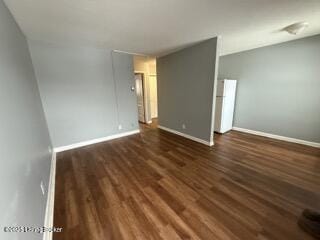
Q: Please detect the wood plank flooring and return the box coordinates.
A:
[53,122,320,240]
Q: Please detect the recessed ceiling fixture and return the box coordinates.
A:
[284,22,309,35]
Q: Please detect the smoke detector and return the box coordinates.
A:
[284,22,309,35]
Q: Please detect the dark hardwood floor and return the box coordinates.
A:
[54,121,320,240]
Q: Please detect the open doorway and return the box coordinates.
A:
[133,56,158,126]
[135,73,146,123]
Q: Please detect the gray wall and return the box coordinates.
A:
[157,38,219,144]
[112,52,139,131]
[219,34,320,143]
[28,41,139,148]
[0,1,52,239]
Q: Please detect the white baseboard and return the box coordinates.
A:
[158,125,213,146]
[54,129,140,152]
[232,127,320,148]
[43,151,56,240]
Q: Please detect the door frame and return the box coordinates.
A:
[134,72,146,123]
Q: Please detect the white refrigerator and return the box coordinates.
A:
[214,79,237,133]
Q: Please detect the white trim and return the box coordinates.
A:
[113,49,148,57]
[54,130,140,152]
[209,35,222,144]
[147,120,153,124]
[232,127,320,148]
[43,152,56,240]
[158,125,213,146]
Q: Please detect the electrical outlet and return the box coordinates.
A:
[40,181,46,196]
[118,124,122,130]
[182,124,186,129]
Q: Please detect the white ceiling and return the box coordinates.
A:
[4,0,320,56]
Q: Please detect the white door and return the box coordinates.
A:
[135,73,145,122]
[149,75,158,118]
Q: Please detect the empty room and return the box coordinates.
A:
[1,0,320,240]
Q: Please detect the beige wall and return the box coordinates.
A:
[133,56,157,123]
[148,59,157,75]
[133,55,147,72]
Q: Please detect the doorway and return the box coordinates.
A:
[135,73,146,123]
[133,56,157,125]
